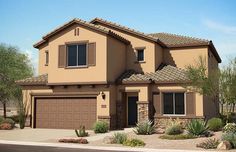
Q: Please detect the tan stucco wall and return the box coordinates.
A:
[22,89,53,116]
[107,36,127,82]
[155,44,163,70]
[38,43,49,75]
[164,47,208,70]
[152,85,204,117]
[94,23,161,73]
[42,24,108,83]
[117,85,149,102]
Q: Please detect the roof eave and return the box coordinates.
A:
[208,41,222,63]
[34,18,130,49]
[90,18,166,47]
[120,80,151,84]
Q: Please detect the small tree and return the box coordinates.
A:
[184,56,220,115]
[0,43,33,118]
[185,56,236,118]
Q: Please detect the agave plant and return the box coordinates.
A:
[133,120,155,135]
[186,119,208,136]
[196,138,220,149]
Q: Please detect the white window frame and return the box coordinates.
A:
[162,92,186,116]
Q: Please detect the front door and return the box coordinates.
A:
[128,96,138,126]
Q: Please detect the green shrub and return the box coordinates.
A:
[123,138,145,147]
[207,118,223,131]
[196,138,219,149]
[7,116,19,123]
[186,119,208,136]
[133,120,155,135]
[0,116,3,123]
[159,134,196,140]
[221,133,236,148]
[113,133,127,144]
[1,118,15,128]
[223,123,236,133]
[75,126,88,137]
[165,124,183,135]
[93,121,109,133]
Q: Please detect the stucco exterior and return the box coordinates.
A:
[18,18,221,129]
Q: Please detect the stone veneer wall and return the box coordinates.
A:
[154,117,204,129]
[116,102,125,129]
[137,101,149,122]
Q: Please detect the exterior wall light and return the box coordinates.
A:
[101,92,106,100]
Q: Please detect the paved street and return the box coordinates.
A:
[0,144,130,152]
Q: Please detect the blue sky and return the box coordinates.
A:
[0,0,236,74]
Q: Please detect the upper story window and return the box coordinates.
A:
[45,50,49,66]
[137,49,144,61]
[163,92,185,115]
[67,44,87,67]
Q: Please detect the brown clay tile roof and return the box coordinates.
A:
[117,64,189,84]
[148,32,209,47]
[146,65,189,83]
[90,18,221,63]
[34,18,130,48]
[149,33,221,63]
[90,18,166,47]
[117,70,151,84]
[16,74,48,85]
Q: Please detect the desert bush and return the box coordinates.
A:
[123,138,145,147]
[207,118,223,131]
[196,138,219,149]
[113,133,127,144]
[165,124,183,135]
[223,123,236,133]
[93,121,109,133]
[0,123,13,130]
[0,116,3,123]
[1,118,15,128]
[221,133,236,148]
[7,116,19,123]
[75,126,88,137]
[159,134,196,140]
[133,120,155,135]
[186,119,208,136]
[58,138,88,144]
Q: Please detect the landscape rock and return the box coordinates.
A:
[155,128,165,134]
[0,123,12,130]
[217,141,232,150]
[58,138,88,144]
[103,136,115,144]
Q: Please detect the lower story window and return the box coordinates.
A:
[163,92,185,115]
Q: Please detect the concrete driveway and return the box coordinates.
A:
[0,127,132,142]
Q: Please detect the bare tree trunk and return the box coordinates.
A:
[221,103,224,114]
[3,102,6,118]
[233,103,235,113]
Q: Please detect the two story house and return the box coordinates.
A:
[17,18,221,129]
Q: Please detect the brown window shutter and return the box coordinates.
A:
[186,92,196,116]
[58,45,66,68]
[88,42,96,66]
[153,92,161,116]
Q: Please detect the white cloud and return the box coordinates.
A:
[203,19,236,35]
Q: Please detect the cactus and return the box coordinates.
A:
[75,126,88,137]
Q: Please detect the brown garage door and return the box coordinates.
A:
[35,97,97,129]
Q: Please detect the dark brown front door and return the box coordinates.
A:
[35,97,96,129]
[127,96,138,126]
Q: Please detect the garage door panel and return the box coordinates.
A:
[35,97,97,129]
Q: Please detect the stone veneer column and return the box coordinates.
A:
[137,101,149,122]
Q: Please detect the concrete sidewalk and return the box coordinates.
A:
[0,140,205,152]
